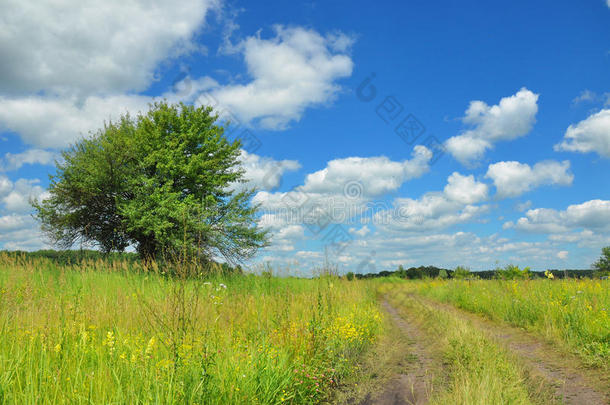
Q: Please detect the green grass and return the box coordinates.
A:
[0,254,382,404]
[380,282,559,405]
[404,278,610,369]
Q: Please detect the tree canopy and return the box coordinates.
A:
[593,246,610,276]
[33,101,268,262]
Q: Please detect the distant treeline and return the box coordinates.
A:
[0,250,244,275]
[350,266,599,280]
[0,249,139,265]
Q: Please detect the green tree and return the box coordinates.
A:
[593,246,610,277]
[33,102,268,262]
[495,264,531,280]
[453,265,471,279]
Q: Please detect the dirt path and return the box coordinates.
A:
[411,294,610,405]
[358,301,441,405]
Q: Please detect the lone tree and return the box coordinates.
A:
[33,101,268,262]
[593,246,610,276]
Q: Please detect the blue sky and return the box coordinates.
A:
[1,0,609,273]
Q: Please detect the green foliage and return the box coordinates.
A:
[395,265,407,278]
[0,255,382,404]
[494,264,532,280]
[438,269,449,279]
[593,246,610,277]
[33,101,268,262]
[345,271,355,281]
[405,277,609,368]
[453,266,471,279]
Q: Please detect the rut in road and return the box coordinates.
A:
[410,293,610,405]
[358,300,442,405]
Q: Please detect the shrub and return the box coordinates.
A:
[453,266,471,279]
[495,264,532,280]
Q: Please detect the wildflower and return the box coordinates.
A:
[54,343,61,353]
[145,336,156,357]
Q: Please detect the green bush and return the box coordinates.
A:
[453,266,471,279]
[495,264,532,280]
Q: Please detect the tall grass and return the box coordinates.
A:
[380,283,555,405]
[0,254,382,404]
[406,278,609,369]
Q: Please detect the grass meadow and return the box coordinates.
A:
[403,278,609,369]
[0,254,381,404]
[0,253,608,404]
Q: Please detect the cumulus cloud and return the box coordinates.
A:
[485,160,573,198]
[0,178,51,251]
[443,172,489,205]
[199,25,355,129]
[0,175,11,196]
[349,226,370,237]
[0,0,219,97]
[510,199,610,233]
[557,250,569,260]
[0,94,154,148]
[301,145,431,197]
[554,109,610,158]
[231,150,300,193]
[445,88,539,165]
[374,171,489,232]
[2,179,49,213]
[1,149,58,171]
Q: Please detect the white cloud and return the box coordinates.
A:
[0,214,49,251]
[199,25,354,129]
[0,214,29,232]
[374,172,489,232]
[1,178,49,213]
[443,172,489,204]
[516,200,532,212]
[1,149,57,171]
[232,150,300,192]
[0,94,153,148]
[0,176,12,196]
[445,88,539,165]
[485,160,573,198]
[0,0,219,97]
[349,225,370,237]
[572,90,597,104]
[554,109,610,158]
[301,145,431,197]
[557,250,568,260]
[511,199,610,233]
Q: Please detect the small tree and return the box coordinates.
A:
[593,246,610,277]
[438,269,449,279]
[395,265,407,278]
[345,271,355,281]
[33,101,268,263]
[453,265,471,279]
[495,264,531,280]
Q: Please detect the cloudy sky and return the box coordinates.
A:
[1,0,609,273]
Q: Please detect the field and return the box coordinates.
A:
[0,254,608,404]
[0,255,381,404]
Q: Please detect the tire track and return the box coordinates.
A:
[358,300,441,405]
[411,294,609,405]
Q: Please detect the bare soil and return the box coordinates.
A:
[356,301,441,405]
